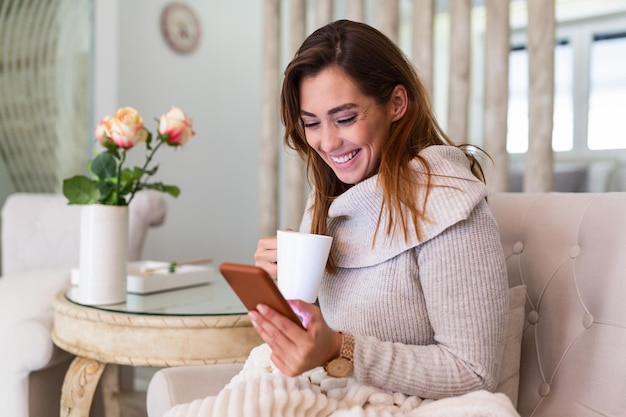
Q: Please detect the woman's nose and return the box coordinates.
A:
[320,125,341,153]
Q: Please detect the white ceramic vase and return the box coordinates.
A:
[78,204,129,305]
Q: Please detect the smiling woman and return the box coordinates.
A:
[157,19,512,417]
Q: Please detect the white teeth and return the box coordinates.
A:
[331,150,359,164]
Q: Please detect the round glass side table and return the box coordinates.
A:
[52,277,261,417]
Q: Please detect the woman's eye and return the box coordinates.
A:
[302,121,319,129]
[337,115,357,125]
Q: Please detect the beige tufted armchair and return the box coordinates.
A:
[489,192,626,416]
[0,191,168,417]
[146,192,626,417]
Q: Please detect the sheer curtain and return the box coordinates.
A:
[258,0,557,236]
[0,0,92,193]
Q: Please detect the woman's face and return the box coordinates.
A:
[299,66,404,185]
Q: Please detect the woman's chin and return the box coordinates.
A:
[334,170,365,185]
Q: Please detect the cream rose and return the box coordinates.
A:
[95,116,113,146]
[64,105,194,206]
[158,106,195,145]
[105,107,148,149]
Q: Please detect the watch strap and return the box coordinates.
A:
[340,331,355,361]
[324,331,354,374]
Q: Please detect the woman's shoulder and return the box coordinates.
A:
[410,145,490,241]
[415,145,476,179]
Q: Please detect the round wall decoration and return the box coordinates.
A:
[160,2,201,54]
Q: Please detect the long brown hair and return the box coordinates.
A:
[281,20,485,270]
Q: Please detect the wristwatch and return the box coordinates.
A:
[324,332,354,377]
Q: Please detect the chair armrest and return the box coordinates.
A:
[0,267,71,324]
[0,194,82,275]
[146,363,243,417]
[0,267,72,374]
[1,317,55,371]
[128,191,168,261]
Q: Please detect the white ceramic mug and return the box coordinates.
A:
[276,230,333,303]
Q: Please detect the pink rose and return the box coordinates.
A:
[158,106,195,145]
[95,116,113,146]
[105,107,148,149]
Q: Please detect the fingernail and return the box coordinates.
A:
[256,304,268,314]
[248,311,258,323]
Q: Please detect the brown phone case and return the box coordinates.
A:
[219,262,304,328]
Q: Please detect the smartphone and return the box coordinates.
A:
[219,262,304,329]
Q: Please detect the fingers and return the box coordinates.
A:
[287,300,343,365]
[254,235,278,279]
[253,229,293,280]
[256,235,277,253]
[251,304,300,346]
[248,305,311,376]
[249,302,341,376]
[288,300,318,329]
[256,260,277,280]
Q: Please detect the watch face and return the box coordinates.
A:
[326,357,352,377]
[160,3,201,54]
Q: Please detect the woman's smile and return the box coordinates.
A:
[330,149,361,165]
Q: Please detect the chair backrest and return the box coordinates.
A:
[489,193,626,417]
[1,192,167,275]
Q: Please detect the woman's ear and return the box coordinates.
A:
[389,85,408,122]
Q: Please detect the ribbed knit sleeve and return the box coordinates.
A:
[316,145,509,399]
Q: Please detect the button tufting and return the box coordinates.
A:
[583,313,594,329]
[528,310,539,324]
[569,245,581,258]
[539,382,551,397]
[513,241,524,254]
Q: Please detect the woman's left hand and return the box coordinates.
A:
[248,300,342,376]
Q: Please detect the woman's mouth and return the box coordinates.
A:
[330,149,360,164]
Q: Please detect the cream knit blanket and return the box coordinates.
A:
[164,345,520,417]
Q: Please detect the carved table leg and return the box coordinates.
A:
[60,356,106,417]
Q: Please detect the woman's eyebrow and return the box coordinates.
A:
[301,110,317,118]
[328,103,357,115]
[301,103,358,118]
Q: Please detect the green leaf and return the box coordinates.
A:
[97,181,116,203]
[100,191,122,205]
[145,131,153,150]
[145,183,180,198]
[63,176,100,204]
[144,165,159,176]
[91,152,118,180]
[118,180,135,196]
[105,146,121,159]
[158,132,171,143]
[121,167,144,183]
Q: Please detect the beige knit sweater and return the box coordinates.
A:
[301,145,509,400]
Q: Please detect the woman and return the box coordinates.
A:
[251,19,509,401]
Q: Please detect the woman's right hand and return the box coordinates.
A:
[254,235,278,280]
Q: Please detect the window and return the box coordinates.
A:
[506,14,626,155]
[507,41,573,154]
[587,32,626,150]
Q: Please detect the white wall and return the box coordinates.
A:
[96,0,264,266]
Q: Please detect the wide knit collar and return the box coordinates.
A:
[323,145,488,268]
